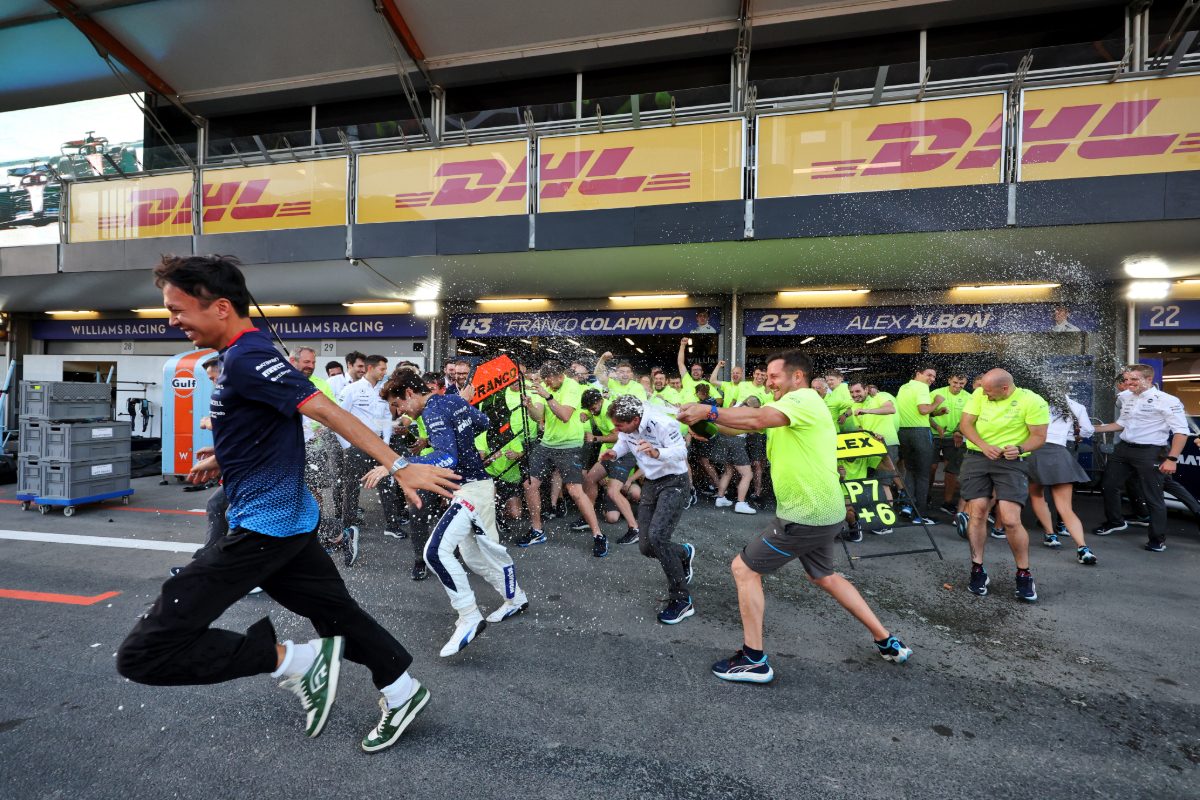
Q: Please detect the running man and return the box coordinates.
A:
[677,350,912,683]
[117,255,458,753]
[602,396,696,624]
[958,368,1049,601]
[368,370,530,657]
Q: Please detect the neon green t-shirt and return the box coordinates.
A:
[416,415,433,456]
[930,386,970,436]
[824,383,853,429]
[852,394,899,446]
[680,373,721,404]
[720,381,751,408]
[764,388,845,526]
[896,379,934,428]
[962,387,1049,453]
[649,386,681,407]
[590,399,617,453]
[607,377,647,400]
[541,377,587,448]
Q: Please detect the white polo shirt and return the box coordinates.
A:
[1045,397,1095,447]
[335,377,392,449]
[610,406,689,480]
[1116,386,1189,446]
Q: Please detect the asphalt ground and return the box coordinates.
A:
[0,476,1197,799]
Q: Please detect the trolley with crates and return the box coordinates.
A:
[16,380,133,516]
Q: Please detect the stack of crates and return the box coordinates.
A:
[17,381,132,514]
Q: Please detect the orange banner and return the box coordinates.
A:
[537,121,743,212]
[756,94,1005,197]
[470,354,520,406]
[357,141,529,222]
[68,173,193,243]
[1019,75,1200,181]
[200,158,347,234]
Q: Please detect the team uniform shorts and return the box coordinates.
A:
[528,443,585,484]
[934,437,965,474]
[959,451,1031,505]
[746,432,767,461]
[740,518,844,579]
[717,435,751,467]
[603,453,637,482]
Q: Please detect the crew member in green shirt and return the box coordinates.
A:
[708,360,748,408]
[958,368,1049,603]
[677,349,912,685]
[676,337,721,403]
[515,361,609,557]
[895,366,944,523]
[595,352,648,400]
[847,380,905,533]
[929,372,970,515]
[824,369,854,432]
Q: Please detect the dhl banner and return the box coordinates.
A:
[68,172,194,243]
[537,120,743,212]
[357,141,529,222]
[1019,75,1200,181]
[200,158,347,233]
[756,94,1005,197]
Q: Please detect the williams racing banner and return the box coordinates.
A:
[1019,75,1200,181]
[536,121,743,212]
[452,308,721,338]
[756,94,1005,197]
[68,172,194,242]
[32,313,426,341]
[199,158,347,234]
[357,140,530,223]
[744,303,1096,336]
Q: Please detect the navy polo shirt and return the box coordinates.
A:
[211,328,320,536]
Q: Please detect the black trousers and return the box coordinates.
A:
[1101,442,1168,545]
[898,427,934,516]
[637,472,690,603]
[117,527,413,688]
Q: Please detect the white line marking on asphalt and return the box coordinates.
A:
[0,529,196,553]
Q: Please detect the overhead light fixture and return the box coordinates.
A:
[584,347,597,354]
[623,337,636,346]
[1124,257,1169,279]
[476,297,548,305]
[1126,281,1171,300]
[544,347,560,354]
[130,307,171,317]
[456,348,473,355]
[342,301,411,309]
[778,289,869,298]
[252,304,297,312]
[865,335,888,344]
[519,338,533,345]
[565,338,582,346]
[46,310,98,316]
[952,283,1059,291]
[800,336,815,345]
[1176,279,1200,285]
[609,293,689,302]
[465,339,487,347]
[635,347,645,354]
[413,300,439,318]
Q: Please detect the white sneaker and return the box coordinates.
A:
[485,591,530,623]
[734,501,757,515]
[715,497,734,508]
[439,612,487,657]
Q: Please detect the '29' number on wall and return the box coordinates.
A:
[1146,305,1180,328]
[755,313,799,333]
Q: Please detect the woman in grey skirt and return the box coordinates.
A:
[1027,393,1097,565]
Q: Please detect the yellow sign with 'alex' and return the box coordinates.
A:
[836,431,888,460]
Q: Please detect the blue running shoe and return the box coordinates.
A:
[1076,546,1097,565]
[1043,533,1061,548]
[989,527,1007,539]
[1014,571,1038,602]
[592,534,609,558]
[657,597,694,625]
[681,543,696,584]
[954,511,968,540]
[516,528,546,547]
[712,650,774,683]
[968,565,990,596]
[876,635,912,664]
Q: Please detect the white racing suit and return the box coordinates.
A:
[424,478,520,615]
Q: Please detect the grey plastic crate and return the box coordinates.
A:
[20,380,112,421]
[43,421,132,461]
[18,416,46,457]
[17,457,42,495]
[40,458,132,500]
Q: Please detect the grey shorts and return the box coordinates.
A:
[528,443,584,484]
[740,518,844,579]
[959,451,1030,505]
[718,435,751,467]
[604,452,637,481]
[934,437,965,474]
[747,432,767,461]
[691,435,716,459]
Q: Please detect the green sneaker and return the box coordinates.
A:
[278,636,343,738]
[361,681,430,753]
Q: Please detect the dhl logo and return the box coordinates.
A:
[393,147,690,208]
[100,179,312,230]
[810,99,1200,179]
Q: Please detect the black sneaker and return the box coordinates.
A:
[169,566,185,577]
[343,525,360,567]
[711,649,773,683]
[515,528,547,547]
[617,528,640,545]
[1055,521,1067,536]
[939,503,958,517]
[842,526,863,543]
[1014,571,1038,602]
[569,518,591,532]
[989,527,1007,539]
[657,597,695,625]
[876,635,913,664]
[1144,541,1166,553]
[686,488,699,509]
[592,534,609,558]
[410,560,428,581]
[1093,521,1127,536]
[1077,546,1097,565]
[968,565,990,596]
[681,543,696,584]
[1128,515,1151,527]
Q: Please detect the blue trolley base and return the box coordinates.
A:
[31,489,135,516]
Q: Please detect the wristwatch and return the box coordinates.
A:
[390,456,410,474]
